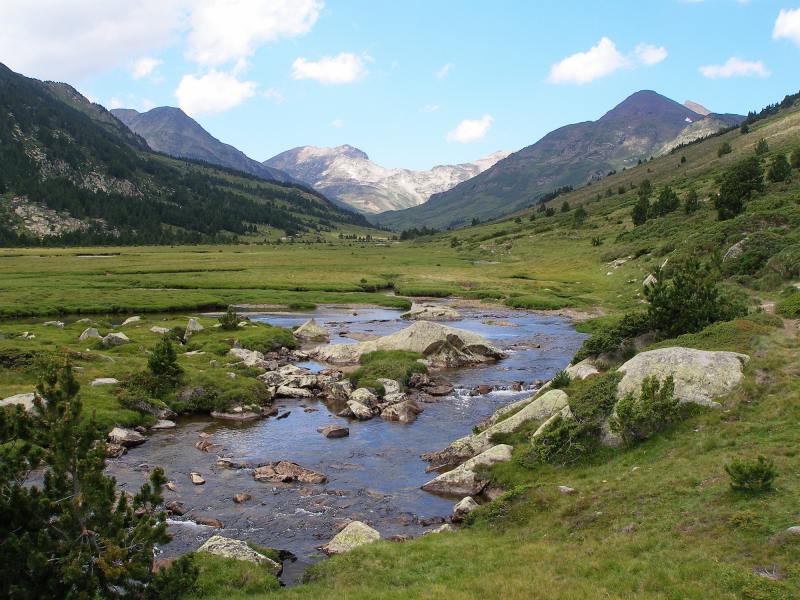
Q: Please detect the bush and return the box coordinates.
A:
[551,369,571,389]
[754,138,769,155]
[610,375,680,445]
[350,350,427,390]
[528,415,588,465]
[777,292,800,318]
[725,456,778,492]
[650,185,680,217]
[715,156,764,220]
[561,201,570,213]
[573,206,587,226]
[718,141,732,157]
[591,236,603,246]
[572,311,649,362]
[148,337,183,392]
[219,306,240,330]
[791,147,800,169]
[147,554,200,599]
[767,154,792,183]
[683,187,699,213]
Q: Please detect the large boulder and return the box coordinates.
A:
[616,347,749,408]
[198,535,281,573]
[0,392,37,412]
[79,327,101,341]
[321,521,380,555]
[294,319,329,342]
[376,378,401,396]
[347,400,374,420]
[312,321,503,368]
[108,426,147,447]
[349,387,378,408]
[566,359,599,381]
[102,332,131,348]
[252,461,327,484]
[401,305,461,321]
[380,400,423,424]
[228,347,271,369]
[421,444,513,496]
[185,318,204,336]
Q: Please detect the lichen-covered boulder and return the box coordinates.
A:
[312,321,503,368]
[452,496,479,522]
[198,535,281,573]
[531,405,573,440]
[350,387,378,407]
[347,400,374,420]
[617,347,749,408]
[566,359,599,381]
[150,326,170,334]
[376,378,401,396]
[321,521,380,555]
[294,318,329,342]
[252,461,327,484]
[421,444,513,496]
[401,305,462,321]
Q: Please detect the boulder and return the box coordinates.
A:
[210,409,261,421]
[424,524,456,535]
[275,385,313,399]
[566,359,599,381]
[108,426,146,447]
[252,461,327,484]
[102,332,131,347]
[426,383,455,396]
[185,318,204,336]
[233,493,251,504]
[643,274,658,288]
[0,392,37,412]
[312,321,504,368]
[532,406,573,439]
[558,485,577,494]
[189,472,205,485]
[43,320,65,328]
[165,501,187,515]
[294,319,329,342]
[193,517,222,528]
[323,379,353,401]
[151,419,176,430]
[347,400,374,420]
[380,400,423,424]
[199,537,267,565]
[321,521,380,555]
[121,316,141,326]
[401,305,461,321]
[616,347,749,408]
[228,347,269,369]
[317,424,350,438]
[79,327,101,341]
[452,496,479,522]
[150,326,170,334]
[421,444,513,496]
[376,378,401,396]
[105,443,127,458]
[350,387,378,407]
[723,237,749,262]
[91,377,119,387]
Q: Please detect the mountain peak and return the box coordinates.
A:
[600,90,700,123]
[684,100,711,116]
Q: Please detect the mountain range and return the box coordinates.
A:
[263,146,510,213]
[374,90,744,230]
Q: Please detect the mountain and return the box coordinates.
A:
[0,63,369,245]
[683,100,711,116]
[264,145,510,213]
[375,90,743,230]
[111,106,294,183]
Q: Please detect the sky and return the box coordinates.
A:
[1,1,799,170]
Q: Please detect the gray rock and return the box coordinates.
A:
[91,377,119,387]
[723,237,749,261]
[452,496,479,521]
[43,320,64,328]
[79,327,101,341]
[252,461,327,484]
[150,326,170,334]
[566,359,599,381]
[189,472,205,485]
[317,424,350,438]
[380,400,422,424]
[151,419,176,430]
[275,385,313,399]
[347,400,374,420]
[321,521,380,555]
[401,305,461,321]
[294,318,329,342]
[108,426,147,447]
[786,526,800,536]
[211,409,261,421]
[121,316,141,326]
[228,347,269,369]
[0,392,38,412]
[198,535,282,573]
[421,444,513,496]
[376,378,401,396]
[102,332,131,347]
[324,379,353,401]
[350,387,378,407]
[617,347,749,408]
[185,318,204,336]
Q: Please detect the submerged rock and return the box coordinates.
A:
[401,305,461,321]
[317,424,350,438]
[252,461,327,484]
[421,444,513,497]
[198,536,281,572]
[312,321,504,368]
[294,318,329,342]
[189,472,206,485]
[321,521,380,555]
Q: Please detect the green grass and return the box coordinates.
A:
[349,350,428,390]
[184,554,280,599]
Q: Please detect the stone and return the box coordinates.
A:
[312,321,504,368]
[91,377,119,387]
[324,380,353,401]
[108,426,147,447]
[275,385,313,399]
[786,526,800,536]
[211,409,261,421]
[376,378,401,396]
[165,501,187,516]
[400,305,462,321]
[317,424,350,438]
[195,439,213,452]
[0,392,37,413]
[150,326,170,334]
[421,444,513,496]
[193,517,221,528]
[151,419,176,430]
[79,327,101,341]
[105,443,127,458]
[347,400,374,420]
[321,521,380,555]
[642,273,658,288]
[380,400,423,424]
[121,316,141,326]
[452,496,479,522]
[228,347,268,368]
[424,524,456,535]
[350,387,378,407]
[185,318,204,336]
[198,536,281,572]
[293,318,329,342]
[616,347,750,408]
[558,485,577,494]
[426,383,455,396]
[532,406,574,439]
[723,237,749,261]
[102,332,131,347]
[476,385,493,395]
[407,372,430,388]
[189,472,205,485]
[233,493,252,504]
[252,461,327,484]
[566,359,600,381]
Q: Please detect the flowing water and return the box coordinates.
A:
[106,303,585,583]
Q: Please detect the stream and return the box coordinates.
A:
[106,303,586,583]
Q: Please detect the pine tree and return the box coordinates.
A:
[715,157,764,220]
[632,196,650,226]
[791,147,800,169]
[767,154,792,183]
[683,187,700,214]
[755,138,769,155]
[651,186,680,217]
[148,337,183,391]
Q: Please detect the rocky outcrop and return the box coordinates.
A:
[228,348,274,370]
[421,444,513,496]
[312,321,503,368]
[198,536,282,573]
[321,521,380,555]
[347,400,373,420]
[616,347,749,408]
[91,378,119,387]
[401,305,461,321]
[107,426,147,447]
[252,461,327,484]
[293,319,329,342]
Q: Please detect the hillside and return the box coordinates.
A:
[111,106,294,183]
[376,90,743,230]
[264,145,510,213]
[0,63,370,245]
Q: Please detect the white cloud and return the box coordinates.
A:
[107,97,124,109]
[699,57,770,79]
[331,118,344,128]
[421,104,440,113]
[186,0,322,66]
[634,43,668,66]
[263,88,285,104]
[0,0,184,80]
[446,114,493,144]
[291,52,367,84]
[174,70,256,115]
[435,63,454,79]
[773,8,800,45]
[131,56,162,79]
[547,37,667,84]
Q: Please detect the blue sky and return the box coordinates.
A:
[2,1,799,170]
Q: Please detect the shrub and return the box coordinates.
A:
[718,141,732,157]
[528,415,588,465]
[740,122,749,134]
[715,156,764,220]
[777,292,800,318]
[591,236,603,247]
[148,337,183,390]
[632,195,650,226]
[219,306,240,330]
[147,554,200,599]
[573,206,587,226]
[350,350,427,390]
[561,201,570,213]
[725,456,777,492]
[650,185,680,217]
[551,369,571,389]
[610,376,679,445]
[791,147,800,169]
[572,311,649,362]
[766,154,792,183]
[683,187,699,213]
[754,138,769,155]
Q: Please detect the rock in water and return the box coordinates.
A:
[321,521,380,555]
[79,327,101,341]
[198,536,282,572]
[421,444,513,496]
[616,347,749,407]
[349,387,378,407]
[194,517,222,528]
[107,426,147,447]
[189,472,205,485]
[312,321,503,367]
[294,318,329,342]
[233,493,252,504]
[317,424,350,438]
[102,332,131,347]
[346,400,373,420]
[401,305,462,321]
[151,419,176,430]
[380,400,423,424]
[252,461,327,484]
